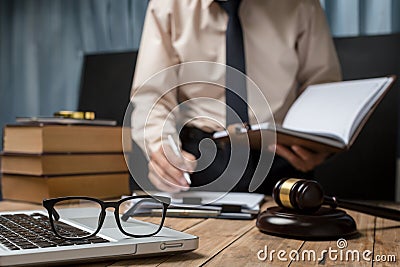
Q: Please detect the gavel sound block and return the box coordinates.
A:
[257,207,357,240]
[256,178,358,240]
[258,178,400,240]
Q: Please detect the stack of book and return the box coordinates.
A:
[1,124,131,203]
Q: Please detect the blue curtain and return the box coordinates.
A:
[321,0,400,36]
[0,0,400,150]
[0,0,148,142]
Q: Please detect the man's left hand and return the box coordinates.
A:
[270,144,330,173]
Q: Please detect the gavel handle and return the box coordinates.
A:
[324,196,400,221]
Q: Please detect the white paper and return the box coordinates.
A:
[130,191,265,210]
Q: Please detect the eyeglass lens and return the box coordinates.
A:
[119,197,164,236]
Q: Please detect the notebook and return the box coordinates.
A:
[0,207,198,266]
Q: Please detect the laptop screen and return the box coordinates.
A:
[78,51,137,126]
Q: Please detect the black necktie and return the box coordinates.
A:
[217,0,249,125]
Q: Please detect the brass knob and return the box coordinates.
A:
[54,111,95,120]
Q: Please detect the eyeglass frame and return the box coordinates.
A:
[42,195,171,240]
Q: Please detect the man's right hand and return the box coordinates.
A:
[148,146,196,193]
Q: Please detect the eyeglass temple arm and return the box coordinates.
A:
[51,207,60,221]
[121,198,150,222]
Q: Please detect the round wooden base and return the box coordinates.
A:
[256,206,358,240]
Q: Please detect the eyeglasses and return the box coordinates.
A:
[42,195,171,240]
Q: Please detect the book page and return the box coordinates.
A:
[282,77,390,144]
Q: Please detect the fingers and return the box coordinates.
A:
[181,150,197,172]
[270,144,329,172]
[291,146,312,161]
[274,145,310,172]
[148,146,197,192]
[163,144,196,172]
[292,146,330,166]
[148,162,186,193]
[151,149,188,186]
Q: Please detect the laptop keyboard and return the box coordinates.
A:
[0,213,109,250]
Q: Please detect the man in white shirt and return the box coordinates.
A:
[130,0,342,193]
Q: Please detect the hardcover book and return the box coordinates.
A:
[213,76,396,152]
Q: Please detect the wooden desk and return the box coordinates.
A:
[1,200,399,266]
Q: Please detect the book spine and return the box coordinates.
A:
[1,153,128,176]
[1,173,131,204]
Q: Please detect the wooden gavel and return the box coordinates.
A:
[273,178,400,221]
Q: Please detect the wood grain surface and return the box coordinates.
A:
[0,199,398,267]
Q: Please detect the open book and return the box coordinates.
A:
[213,76,396,153]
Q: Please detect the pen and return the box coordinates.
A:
[167,134,192,185]
[151,208,219,217]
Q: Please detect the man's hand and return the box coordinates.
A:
[270,144,330,173]
[148,146,196,193]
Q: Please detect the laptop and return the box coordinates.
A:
[0,207,198,266]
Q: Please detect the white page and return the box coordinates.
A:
[132,191,265,209]
[172,191,265,209]
[282,77,390,144]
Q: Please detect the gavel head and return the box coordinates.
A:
[272,178,324,213]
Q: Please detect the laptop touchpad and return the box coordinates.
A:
[70,216,160,241]
[71,215,118,230]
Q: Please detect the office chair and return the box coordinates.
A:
[315,34,400,200]
[77,50,151,191]
[78,51,137,125]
